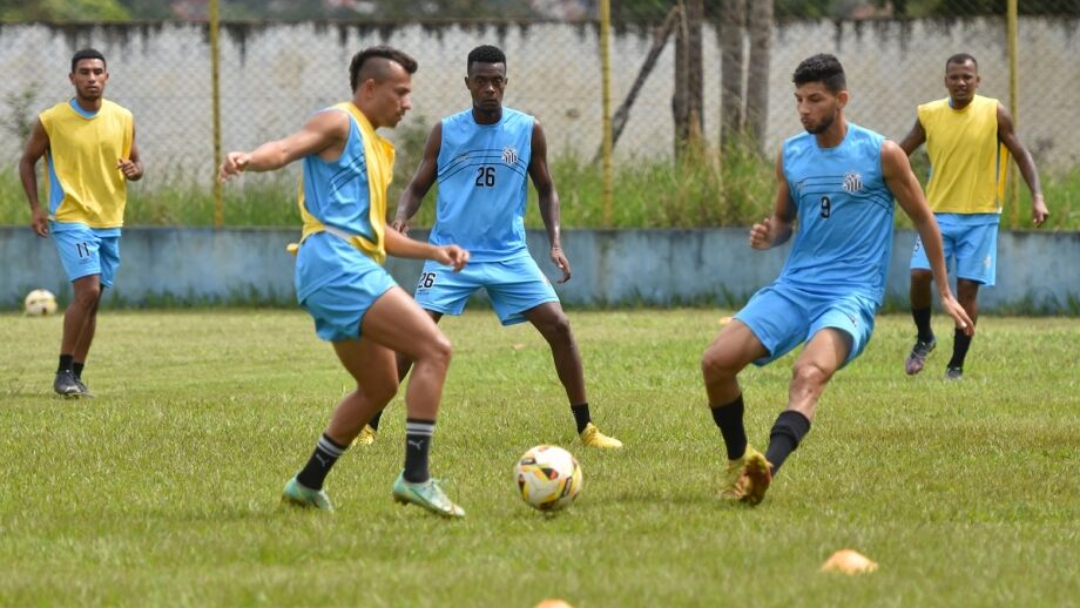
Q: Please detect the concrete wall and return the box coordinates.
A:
[3,227,1077,314]
[0,16,1077,186]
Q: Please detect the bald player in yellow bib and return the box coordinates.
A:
[899,53,1049,381]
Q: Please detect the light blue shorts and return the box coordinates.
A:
[52,223,121,288]
[734,282,877,367]
[413,254,559,326]
[910,213,998,286]
[296,232,397,342]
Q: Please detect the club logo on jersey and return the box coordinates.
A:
[842,171,863,194]
[502,146,518,165]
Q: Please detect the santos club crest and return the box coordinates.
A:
[842,171,863,193]
[502,146,519,165]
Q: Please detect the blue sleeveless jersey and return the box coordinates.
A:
[430,108,534,262]
[295,105,395,302]
[299,105,390,260]
[779,123,894,304]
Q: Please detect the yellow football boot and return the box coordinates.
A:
[579,422,624,449]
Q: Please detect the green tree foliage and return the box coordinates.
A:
[920,0,1080,15]
[10,0,1078,24]
[195,0,544,21]
[116,0,173,19]
[611,0,669,23]
[773,0,1080,19]
[0,0,129,21]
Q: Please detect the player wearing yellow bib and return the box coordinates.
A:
[219,47,470,518]
[18,48,143,398]
[899,53,1049,380]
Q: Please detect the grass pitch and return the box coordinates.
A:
[1,309,1078,607]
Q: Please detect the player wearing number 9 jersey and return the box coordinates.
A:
[699,53,974,507]
[362,44,623,450]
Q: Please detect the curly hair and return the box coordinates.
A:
[792,53,846,94]
[467,45,507,74]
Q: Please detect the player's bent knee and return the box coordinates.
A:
[910,269,933,284]
[538,314,572,341]
[701,351,740,383]
[72,285,102,305]
[417,335,453,369]
[790,361,831,390]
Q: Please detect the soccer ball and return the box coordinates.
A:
[514,445,582,512]
[24,289,58,317]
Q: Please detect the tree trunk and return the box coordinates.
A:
[745,0,773,152]
[598,6,679,162]
[673,0,704,158]
[719,0,746,149]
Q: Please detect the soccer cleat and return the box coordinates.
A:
[740,450,773,506]
[54,370,82,398]
[718,446,773,506]
[351,424,377,447]
[719,446,759,502]
[73,377,95,398]
[281,476,334,512]
[392,472,465,518]
[945,366,964,381]
[904,338,937,375]
[579,422,624,449]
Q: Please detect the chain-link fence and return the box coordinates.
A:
[1,1,1077,219]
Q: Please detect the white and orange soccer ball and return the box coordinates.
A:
[24,289,58,317]
[514,445,582,512]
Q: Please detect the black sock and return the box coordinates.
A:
[295,433,347,491]
[570,403,591,434]
[57,354,74,373]
[710,394,748,461]
[403,418,435,483]
[73,362,85,380]
[912,307,934,342]
[368,410,383,431]
[948,327,973,369]
[765,410,811,476]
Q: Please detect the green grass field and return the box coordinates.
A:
[2,309,1078,607]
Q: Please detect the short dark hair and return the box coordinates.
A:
[71,48,106,73]
[349,46,418,92]
[792,53,846,94]
[467,45,506,74]
[946,53,978,71]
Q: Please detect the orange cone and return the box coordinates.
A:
[820,548,879,574]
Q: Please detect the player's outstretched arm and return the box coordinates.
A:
[749,152,795,250]
[392,123,443,234]
[218,109,347,182]
[384,227,468,271]
[883,140,973,336]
